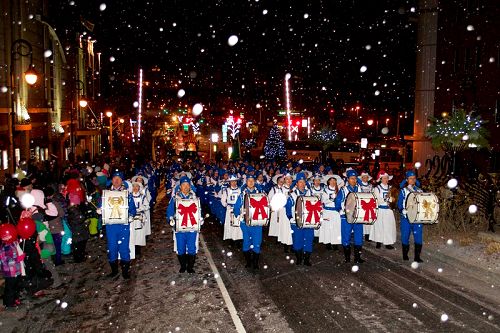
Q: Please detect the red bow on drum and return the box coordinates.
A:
[361,199,377,222]
[305,200,322,224]
[178,203,198,227]
[250,197,269,220]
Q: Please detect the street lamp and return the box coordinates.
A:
[367,119,374,126]
[106,111,113,154]
[8,39,39,174]
[79,98,88,108]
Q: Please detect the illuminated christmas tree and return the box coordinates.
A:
[264,124,287,161]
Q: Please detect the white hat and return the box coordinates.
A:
[272,174,284,184]
[323,175,345,187]
[376,170,394,182]
[228,175,239,182]
[131,175,149,186]
[358,172,372,181]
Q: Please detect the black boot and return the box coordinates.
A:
[414,244,423,263]
[402,244,410,261]
[343,246,351,263]
[283,244,290,253]
[107,261,119,278]
[187,255,196,273]
[385,245,395,250]
[326,244,333,250]
[295,251,303,265]
[252,253,260,270]
[364,234,370,242]
[376,242,382,249]
[332,244,339,251]
[244,251,252,268]
[121,261,131,279]
[303,252,312,266]
[178,255,187,273]
[354,246,365,264]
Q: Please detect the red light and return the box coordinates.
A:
[296,120,300,125]
[330,109,334,113]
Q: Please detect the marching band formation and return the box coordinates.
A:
[159,160,440,273]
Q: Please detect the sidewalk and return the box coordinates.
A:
[364,231,500,309]
[0,189,238,332]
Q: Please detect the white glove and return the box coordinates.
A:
[96,208,102,215]
[200,218,204,226]
[169,217,175,226]
[290,218,295,224]
[402,209,408,215]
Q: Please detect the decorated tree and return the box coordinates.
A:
[264,124,287,161]
[426,109,489,151]
[426,108,489,175]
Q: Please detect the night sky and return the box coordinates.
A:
[51,0,418,119]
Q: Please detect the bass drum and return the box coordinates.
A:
[244,193,269,227]
[405,192,439,224]
[345,192,378,224]
[295,196,322,229]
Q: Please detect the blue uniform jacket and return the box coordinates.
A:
[233,187,261,217]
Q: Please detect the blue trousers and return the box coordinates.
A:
[175,232,198,255]
[340,216,364,247]
[400,218,423,245]
[106,224,130,262]
[291,224,314,253]
[240,223,263,253]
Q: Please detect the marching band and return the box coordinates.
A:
[161,162,438,273]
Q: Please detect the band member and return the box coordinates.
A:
[220,175,243,242]
[320,175,343,250]
[166,176,201,273]
[268,174,285,239]
[310,174,324,198]
[369,171,396,249]
[335,169,365,263]
[398,171,424,262]
[278,173,294,253]
[105,172,137,279]
[358,172,373,241]
[233,174,264,270]
[286,172,315,266]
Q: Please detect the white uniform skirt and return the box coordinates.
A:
[223,208,243,241]
[132,218,147,247]
[268,209,280,237]
[319,209,342,244]
[369,208,397,245]
[277,208,293,245]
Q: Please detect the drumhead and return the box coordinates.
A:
[295,196,304,227]
[345,192,358,223]
[244,194,250,224]
[405,193,418,223]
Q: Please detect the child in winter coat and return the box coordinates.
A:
[0,233,25,308]
[67,194,89,263]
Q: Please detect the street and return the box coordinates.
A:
[1,189,499,333]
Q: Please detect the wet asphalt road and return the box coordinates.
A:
[1,189,499,333]
[202,216,500,333]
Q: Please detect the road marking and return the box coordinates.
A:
[199,234,246,333]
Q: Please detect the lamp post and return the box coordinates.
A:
[106,111,113,154]
[8,39,38,174]
[69,80,84,159]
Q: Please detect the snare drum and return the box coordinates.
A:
[295,196,322,229]
[244,193,270,227]
[345,192,378,224]
[175,198,201,232]
[405,192,439,224]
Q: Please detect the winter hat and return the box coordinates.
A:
[69,193,81,206]
[405,170,416,178]
[179,176,191,185]
[112,171,125,181]
[376,170,393,182]
[131,181,144,192]
[20,178,32,188]
[31,189,46,209]
[295,172,307,182]
[345,169,358,178]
